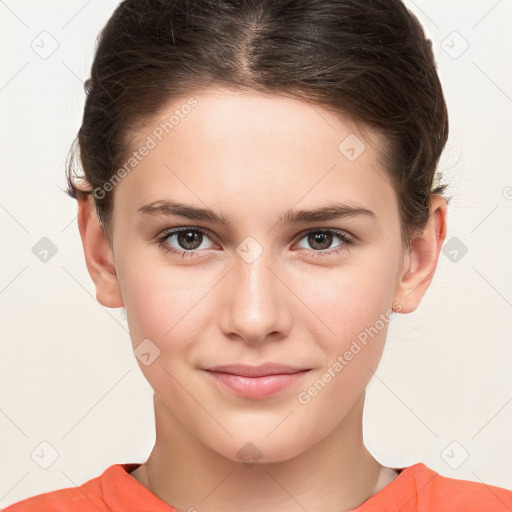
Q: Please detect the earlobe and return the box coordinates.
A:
[76,195,124,309]
[393,195,448,314]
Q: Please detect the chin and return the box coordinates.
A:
[206,431,312,466]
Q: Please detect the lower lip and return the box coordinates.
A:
[204,370,310,399]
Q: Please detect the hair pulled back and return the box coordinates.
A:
[65,0,449,248]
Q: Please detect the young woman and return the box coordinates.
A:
[4,0,511,510]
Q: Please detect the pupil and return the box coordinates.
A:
[179,231,201,249]
[310,232,331,250]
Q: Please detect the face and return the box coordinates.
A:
[108,86,406,463]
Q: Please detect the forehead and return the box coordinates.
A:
[113,87,397,224]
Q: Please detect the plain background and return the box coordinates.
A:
[1,0,511,507]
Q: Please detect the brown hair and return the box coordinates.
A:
[65,0,449,249]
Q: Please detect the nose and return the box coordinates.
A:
[219,245,293,345]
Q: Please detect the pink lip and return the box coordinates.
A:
[203,363,311,399]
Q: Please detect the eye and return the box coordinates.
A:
[154,227,355,259]
[294,229,354,258]
[155,227,216,258]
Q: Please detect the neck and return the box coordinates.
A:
[130,392,395,512]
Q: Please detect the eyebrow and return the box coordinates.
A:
[137,199,376,226]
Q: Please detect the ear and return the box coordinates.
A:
[76,193,124,308]
[393,195,448,314]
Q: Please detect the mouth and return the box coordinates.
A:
[202,363,312,399]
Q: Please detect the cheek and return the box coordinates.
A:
[118,250,206,343]
[118,256,221,399]
[120,270,173,348]
[296,295,394,419]
[118,263,202,399]
[296,249,400,342]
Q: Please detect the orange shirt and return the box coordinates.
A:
[2,462,512,511]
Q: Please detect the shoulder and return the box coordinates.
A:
[399,463,512,511]
[358,462,512,512]
[1,479,103,512]
[1,463,173,512]
[1,464,136,512]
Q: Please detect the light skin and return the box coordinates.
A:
[77,86,447,512]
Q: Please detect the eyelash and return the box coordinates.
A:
[154,227,355,259]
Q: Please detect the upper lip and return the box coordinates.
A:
[204,363,310,377]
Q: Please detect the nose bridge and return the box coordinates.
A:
[221,237,290,343]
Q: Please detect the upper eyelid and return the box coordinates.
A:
[160,226,216,242]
